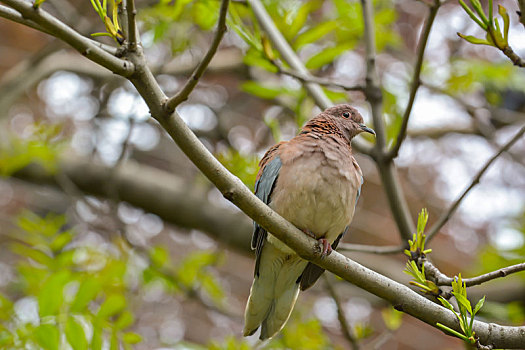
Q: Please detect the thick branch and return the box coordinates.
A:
[0,0,133,76]
[427,124,525,241]
[164,0,230,112]
[247,0,372,155]
[14,158,252,252]
[388,0,440,159]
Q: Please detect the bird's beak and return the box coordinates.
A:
[359,123,376,136]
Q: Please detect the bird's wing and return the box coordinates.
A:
[299,173,363,291]
[252,143,284,277]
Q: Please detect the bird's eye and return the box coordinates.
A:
[342,112,350,118]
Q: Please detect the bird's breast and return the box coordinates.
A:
[268,150,360,253]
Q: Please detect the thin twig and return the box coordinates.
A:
[324,275,360,350]
[427,124,525,241]
[423,259,525,287]
[387,0,440,160]
[338,243,405,254]
[126,0,138,50]
[272,60,365,91]
[164,0,230,113]
[1,0,132,75]
[247,0,373,155]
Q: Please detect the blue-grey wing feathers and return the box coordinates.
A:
[252,156,282,277]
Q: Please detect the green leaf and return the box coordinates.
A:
[453,292,473,315]
[10,243,53,266]
[91,324,103,350]
[285,1,320,40]
[457,33,491,46]
[149,246,170,268]
[114,310,134,330]
[109,331,119,350]
[65,316,88,350]
[97,294,126,319]
[243,48,278,72]
[241,81,296,100]
[50,231,74,252]
[34,324,60,350]
[438,297,456,313]
[498,5,510,43]
[38,270,71,317]
[382,307,403,331]
[70,277,102,313]
[473,296,486,315]
[122,332,142,344]
[305,42,352,70]
[192,1,219,30]
[293,20,338,50]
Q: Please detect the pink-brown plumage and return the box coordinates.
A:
[244,104,374,340]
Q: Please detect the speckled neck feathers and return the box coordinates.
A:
[299,115,352,149]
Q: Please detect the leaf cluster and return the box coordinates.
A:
[458,0,510,49]
[89,0,125,44]
[436,275,485,345]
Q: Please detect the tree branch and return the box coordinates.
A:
[501,45,525,67]
[324,275,360,350]
[0,0,133,76]
[0,4,118,54]
[125,0,138,50]
[164,0,230,113]
[247,0,373,155]
[14,158,253,252]
[338,243,405,254]
[361,0,415,241]
[427,124,525,241]
[272,60,365,92]
[423,260,525,287]
[387,0,440,160]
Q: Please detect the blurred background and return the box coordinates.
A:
[0,0,524,349]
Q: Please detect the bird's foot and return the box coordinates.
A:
[301,229,332,257]
[318,238,332,257]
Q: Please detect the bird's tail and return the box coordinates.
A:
[243,243,308,340]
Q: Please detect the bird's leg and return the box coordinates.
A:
[302,229,333,257]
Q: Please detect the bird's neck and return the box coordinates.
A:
[300,119,352,150]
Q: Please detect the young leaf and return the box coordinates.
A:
[38,270,71,317]
[97,294,126,319]
[70,277,102,313]
[473,296,486,315]
[65,316,88,350]
[34,324,60,350]
[457,33,490,46]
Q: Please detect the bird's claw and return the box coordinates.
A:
[318,238,332,258]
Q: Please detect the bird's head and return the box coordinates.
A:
[322,104,376,141]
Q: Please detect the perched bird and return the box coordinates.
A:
[243,104,375,340]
